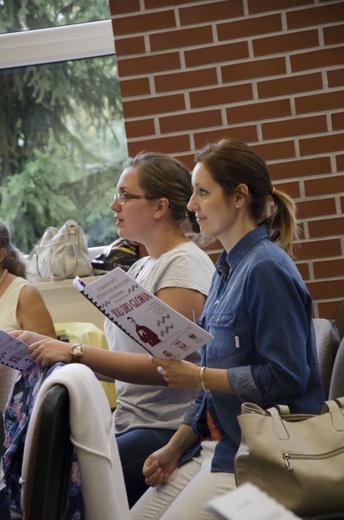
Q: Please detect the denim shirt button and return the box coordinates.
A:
[216,318,220,323]
[215,299,219,305]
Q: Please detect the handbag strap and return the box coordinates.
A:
[321,398,344,431]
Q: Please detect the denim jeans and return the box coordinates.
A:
[0,487,10,520]
[116,428,175,508]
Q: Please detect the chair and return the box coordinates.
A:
[335,298,344,340]
[21,385,73,520]
[313,318,338,400]
[21,364,129,520]
[329,336,344,400]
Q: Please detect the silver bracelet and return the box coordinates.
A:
[200,366,207,392]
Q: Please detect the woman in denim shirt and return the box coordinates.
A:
[131,138,324,520]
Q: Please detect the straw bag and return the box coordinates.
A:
[27,220,93,281]
[234,398,344,517]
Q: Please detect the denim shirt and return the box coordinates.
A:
[182,226,324,473]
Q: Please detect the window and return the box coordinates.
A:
[0,5,127,252]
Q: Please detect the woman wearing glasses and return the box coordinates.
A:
[10,152,215,512]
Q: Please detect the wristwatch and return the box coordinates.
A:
[70,343,84,363]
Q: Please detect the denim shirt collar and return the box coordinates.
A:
[216,225,269,276]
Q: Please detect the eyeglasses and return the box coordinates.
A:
[113,192,155,205]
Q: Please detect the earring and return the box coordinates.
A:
[236,204,239,208]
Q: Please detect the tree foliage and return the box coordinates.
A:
[0,1,126,252]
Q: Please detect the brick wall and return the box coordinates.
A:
[109,0,344,320]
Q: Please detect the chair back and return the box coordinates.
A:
[22,384,73,520]
[329,337,344,400]
[313,318,337,399]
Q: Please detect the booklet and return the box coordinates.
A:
[73,267,213,360]
[0,330,35,371]
[205,483,301,520]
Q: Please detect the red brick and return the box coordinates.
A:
[123,93,185,118]
[332,111,344,131]
[262,115,327,140]
[299,133,344,156]
[125,118,155,138]
[127,134,191,156]
[222,57,286,83]
[269,157,331,181]
[109,0,140,15]
[287,3,344,29]
[114,36,145,56]
[328,68,344,87]
[258,72,322,99]
[314,258,344,279]
[155,68,218,93]
[146,0,199,6]
[318,300,342,321]
[159,109,223,133]
[194,126,258,149]
[190,83,252,108]
[252,140,296,161]
[218,14,281,41]
[307,279,344,300]
[295,91,344,115]
[227,99,291,124]
[304,174,344,197]
[180,0,244,25]
[309,216,344,238]
[297,198,337,219]
[119,77,150,98]
[150,26,213,52]
[291,47,344,73]
[248,0,312,14]
[112,10,176,36]
[117,52,181,77]
[296,238,342,259]
[273,180,300,198]
[254,30,319,57]
[336,154,344,170]
[296,262,310,280]
[185,41,249,68]
[324,24,344,45]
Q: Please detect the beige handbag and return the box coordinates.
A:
[27,220,93,281]
[234,398,344,517]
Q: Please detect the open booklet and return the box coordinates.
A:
[205,483,301,520]
[73,267,213,360]
[0,330,35,371]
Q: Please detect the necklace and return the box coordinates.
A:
[0,268,8,286]
[160,236,187,256]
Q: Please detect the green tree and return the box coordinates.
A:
[0,1,126,252]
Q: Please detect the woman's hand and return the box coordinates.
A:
[142,443,183,487]
[10,329,70,367]
[149,355,201,390]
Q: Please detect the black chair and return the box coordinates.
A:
[21,385,73,520]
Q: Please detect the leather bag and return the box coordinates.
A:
[234,398,344,516]
[27,220,93,281]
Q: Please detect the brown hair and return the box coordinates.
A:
[195,138,299,257]
[0,219,27,278]
[125,152,200,233]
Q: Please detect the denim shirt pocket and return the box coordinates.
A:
[203,312,239,361]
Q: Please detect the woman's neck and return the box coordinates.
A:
[146,230,189,260]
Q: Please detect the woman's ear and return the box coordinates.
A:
[153,198,170,219]
[235,184,249,207]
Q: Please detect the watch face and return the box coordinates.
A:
[73,346,83,355]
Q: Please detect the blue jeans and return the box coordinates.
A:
[116,428,175,508]
[0,487,10,520]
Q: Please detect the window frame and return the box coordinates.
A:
[0,20,115,69]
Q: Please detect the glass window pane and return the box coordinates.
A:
[0,55,128,252]
[0,0,110,34]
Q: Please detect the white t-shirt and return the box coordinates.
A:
[104,241,215,434]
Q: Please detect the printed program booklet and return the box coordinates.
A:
[73,267,213,360]
[0,330,34,371]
